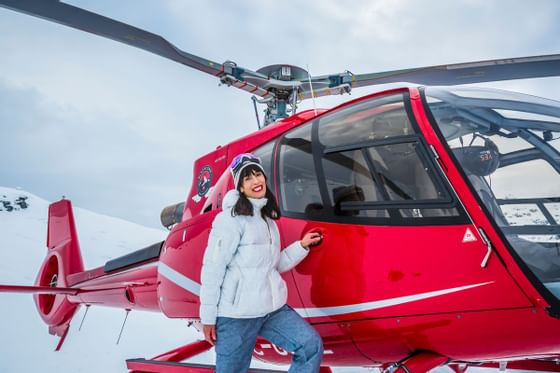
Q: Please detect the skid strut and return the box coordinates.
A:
[390,351,449,373]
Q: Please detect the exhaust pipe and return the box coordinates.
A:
[160,202,185,230]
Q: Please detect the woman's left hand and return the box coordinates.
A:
[301,231,322,249]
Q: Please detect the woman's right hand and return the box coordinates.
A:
[301,231,323,249]
[203,324,217,345]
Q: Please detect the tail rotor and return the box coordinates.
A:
[34,199,84,349]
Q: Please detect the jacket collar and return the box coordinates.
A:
[222,189,268,211]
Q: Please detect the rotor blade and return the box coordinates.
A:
[296,54,560,100]
[296,84,351,101]
[0,0,222,75]
[0,0,276,98]
[351,54,560,87]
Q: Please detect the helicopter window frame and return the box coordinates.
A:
[276,90,468,226]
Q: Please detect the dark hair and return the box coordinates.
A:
[232,165,280,220]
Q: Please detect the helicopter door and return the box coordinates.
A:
[275,91,532,361]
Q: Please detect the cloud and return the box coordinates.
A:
[0,79,178,225]
[1,0,560,229]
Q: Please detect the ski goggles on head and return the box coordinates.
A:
[230,153,264,187]
[230,153,261,174]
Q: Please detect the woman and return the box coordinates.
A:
[200,153,324,373]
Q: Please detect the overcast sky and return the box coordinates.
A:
[1,0,560,228]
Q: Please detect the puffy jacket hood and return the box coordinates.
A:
[222,189,268,211]
[222,189,240,209]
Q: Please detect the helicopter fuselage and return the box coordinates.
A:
[51,86,560,368]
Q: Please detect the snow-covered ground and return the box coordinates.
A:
[0,187,535,372]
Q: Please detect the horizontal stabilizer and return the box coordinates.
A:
[0,284,79,295]
[0,284,131,296]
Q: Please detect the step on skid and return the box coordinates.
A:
[127,358,287,373]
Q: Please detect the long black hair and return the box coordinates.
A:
[232,164,280,220]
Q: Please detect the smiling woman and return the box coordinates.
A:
[199,153,324,373]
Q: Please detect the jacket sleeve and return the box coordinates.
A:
[199,212,242,325]
[277,240,309,273]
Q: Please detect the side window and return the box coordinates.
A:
[319,93,460,221]
[278,123,323,214]
[253,140,275,186]
[319,94,415,148]
[322,149,389,218]
[365,142,457,218]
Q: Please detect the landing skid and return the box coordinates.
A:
[126,359,286,373]
[126,339,334,373]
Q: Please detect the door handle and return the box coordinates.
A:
[302,228,326,249]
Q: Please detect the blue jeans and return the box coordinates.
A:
[214,304,323,373]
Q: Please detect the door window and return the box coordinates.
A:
[278,92,463,224]
[278,124,323,215]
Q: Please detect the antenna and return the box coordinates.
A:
[116,309,131,344]
[306,64,318,116]
[251,96,262,129]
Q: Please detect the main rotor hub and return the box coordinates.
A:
[256,64,309,81]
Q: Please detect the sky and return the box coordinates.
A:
[1,0,560,228]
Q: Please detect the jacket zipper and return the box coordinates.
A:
[265,219,276,308]
[265,219,272,245]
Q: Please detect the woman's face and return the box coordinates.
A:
[240,170,267,199]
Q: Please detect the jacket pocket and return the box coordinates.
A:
[270,271,287,309]
[233,277,243,306]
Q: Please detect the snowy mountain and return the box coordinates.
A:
[0,187,528,372]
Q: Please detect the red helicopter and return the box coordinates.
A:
[1,1,560,372]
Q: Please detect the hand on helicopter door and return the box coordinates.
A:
[203,324,217,345]
[301,230,323,250]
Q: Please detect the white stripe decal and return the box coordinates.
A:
[293,281,494,318]
[158,262,201,296]
[157,265,493,318]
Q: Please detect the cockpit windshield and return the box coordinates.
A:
[424,87,560,298]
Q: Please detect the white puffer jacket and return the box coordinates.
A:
[199,190,308,325]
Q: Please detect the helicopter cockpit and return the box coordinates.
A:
[424,87,560,298]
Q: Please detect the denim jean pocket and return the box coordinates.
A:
[215,321,244,357]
